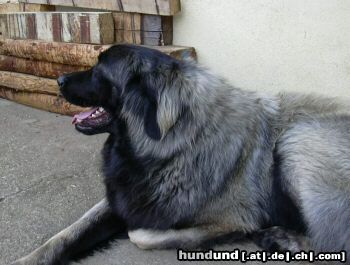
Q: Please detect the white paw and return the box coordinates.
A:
[128,229,163,250]
[10,257,36,265]
[10,248,63,265]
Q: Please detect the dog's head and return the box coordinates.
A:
[59,44,188,141]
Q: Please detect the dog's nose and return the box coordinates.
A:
[57,76,66,88]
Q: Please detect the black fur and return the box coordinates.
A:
[102,122,178,230]
[268,151,306,233]
[69,213,126,261]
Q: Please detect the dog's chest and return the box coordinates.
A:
[102,141,191,230]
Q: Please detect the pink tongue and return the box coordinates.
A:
[72,107,98,124]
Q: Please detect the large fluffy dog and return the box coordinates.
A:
[12,44,350,264]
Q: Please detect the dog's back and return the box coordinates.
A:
[277,94,350,254]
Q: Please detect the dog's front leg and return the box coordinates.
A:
[128,227,245,250]
[11,198,125,265]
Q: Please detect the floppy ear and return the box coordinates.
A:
[142,78,181,141]
[144,99,162,140]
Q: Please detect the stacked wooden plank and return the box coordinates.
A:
[113,12,173,46]
[0,0,196,115]
[15,0,179,45]
[1,0,180,45]
[18,0,181,16]
[0,11,174,45]
[0,12,115,43]
[0,2,54,12]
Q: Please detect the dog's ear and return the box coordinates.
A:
[142,73,182,141]
[144,99,162,140]
[142,80,160,140]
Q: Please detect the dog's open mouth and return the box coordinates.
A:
[72,107,113,133]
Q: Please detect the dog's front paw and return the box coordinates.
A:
[128,229,156,249]
[10,257,46,265]
[128,229,172,250]
[252,226,309,253]
[10,256,38,265]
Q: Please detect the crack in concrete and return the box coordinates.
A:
[0,178,44,202]
[0,174,77,202]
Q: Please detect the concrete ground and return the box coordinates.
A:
[0,99,305,265]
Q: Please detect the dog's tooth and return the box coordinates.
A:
[91,114,97,118]
[99,107,104,112]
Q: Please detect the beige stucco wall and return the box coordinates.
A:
[173,0,350,98]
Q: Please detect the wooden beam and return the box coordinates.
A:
[0,55,89,78]
[113,12,141,31]
[0,0,19,3]
[0,87,86,116]
[18,0,181,16]
[0,12,173,45]
[113,13,173,45]
[0,12,115,44]
[0,71,58,95]
[151,45,197,61]
[0,14,7,40]
[0,0,18,3]
[0,39,106,66]
[112,12,173,31]
[115,30,172,45]
[0,3,55,12]
[141,14,173,32]
[0,39,197,66]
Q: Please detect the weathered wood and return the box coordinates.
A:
[0,0,18,3]
[142,14,173,32]
[0,55,88,78]
[0,13,7,40]
[112,12,141,31]
[0,87,86,116]
[0,71,58,95]
[0,39,106,66]
[112,13,173,45]
[116,30,172,45]
[151,45,196,61]
[113,12,173,32]
[0,12,114,44]
[0,39,197,66]
[0,3,55,12]
[18,0,181,16]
